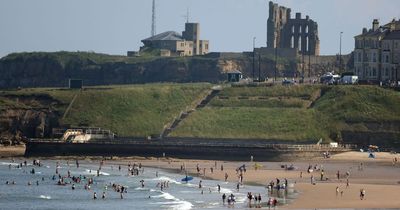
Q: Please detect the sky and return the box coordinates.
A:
[1,0,400,58]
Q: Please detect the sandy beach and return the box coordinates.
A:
[131,151,400,209]
[0,145,25,157]
[3,147,400,209]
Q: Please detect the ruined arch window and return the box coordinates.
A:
[299,26,302,34]
[290,36,294,48]
[292,26,295,33]
[298,36,302,52]
[305,25,309,33]
[306,36,309,52]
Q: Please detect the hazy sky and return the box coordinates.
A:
[1,0,400,58]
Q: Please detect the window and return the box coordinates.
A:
[385,55,389,63]
[372,68,376,76]
[292,26,295,33]
[299,26,302,34]
[205,44,208,50]
[181,43,184,47]
[358,52,362,62]
[298,36,302,52]
[305,25,309,33]
[290,36,294,48]
[306,36,309,52]
[385,68,389,76]
[372,53,376,62]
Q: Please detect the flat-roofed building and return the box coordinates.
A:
[141,23,209,56]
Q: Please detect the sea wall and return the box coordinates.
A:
[25,139,352,161]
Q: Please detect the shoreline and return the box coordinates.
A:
[0,145,26,157]
[2,148,400,209]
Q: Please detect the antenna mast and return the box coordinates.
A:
[151,0,156,36]
[186,8,189,23]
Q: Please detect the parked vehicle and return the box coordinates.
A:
[340,75,358,84]
[320,73,340,85]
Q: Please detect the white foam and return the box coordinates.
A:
[39,195,51,200]
[0,162,19,166]
[155,200,193,210]
[151,176,180,185]
[134,187,149,191]
[219,187,232,194]
[171,200,193,210]
[152,192,175,200]
[83,169,110,176]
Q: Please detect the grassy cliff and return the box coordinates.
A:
[1,83,399,144]
[170,85,400,143]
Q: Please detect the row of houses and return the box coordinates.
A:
[354,19,400,83]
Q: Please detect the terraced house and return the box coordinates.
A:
[354,19,400,83]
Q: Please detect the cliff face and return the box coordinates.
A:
[0,52,296,88]
[0,94,61,145]
[0,52,228,88]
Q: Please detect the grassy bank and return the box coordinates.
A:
[2,83,400,143]
[170,107,330,142]
[170,85,400,142]
[62,83,211,137]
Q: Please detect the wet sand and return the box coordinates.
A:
[5,148,400,209]
[0,145,25,157]
[132,151,400,209]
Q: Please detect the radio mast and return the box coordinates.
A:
[151,0,156,36]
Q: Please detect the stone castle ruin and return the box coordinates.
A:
[267,1,320,56]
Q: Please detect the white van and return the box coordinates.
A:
[340,75,358,84]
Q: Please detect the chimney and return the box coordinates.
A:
[372,19,379,31]
[362,28,367,34]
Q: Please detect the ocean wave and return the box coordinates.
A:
[39,195,51,200]
[152,192,175,200]
[154,200,193,210]
[84,169,110,176]
[134,187,149,191]
[150,176,180,185]
[219,187,232,194]
[0,162,19,166]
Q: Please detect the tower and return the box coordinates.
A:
[151,0,156,36]
[183,23,200,55]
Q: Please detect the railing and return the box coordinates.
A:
[28,138,357,151]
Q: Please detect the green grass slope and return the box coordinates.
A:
[170,85,400,142]
[62,83,211,137]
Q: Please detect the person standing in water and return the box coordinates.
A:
[93,192,97,200]
[222,193,226,205]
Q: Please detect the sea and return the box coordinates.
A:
[0,159,295,210]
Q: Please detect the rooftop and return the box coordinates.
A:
[142,31,183,42]
[382,30,400,40]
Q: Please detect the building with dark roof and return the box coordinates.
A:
[141,23,209,57]
[354,19,400,82]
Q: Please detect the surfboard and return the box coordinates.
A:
[181,176,193,182]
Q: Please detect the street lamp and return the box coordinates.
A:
[253,37,256,80]
[339,32,343,73]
